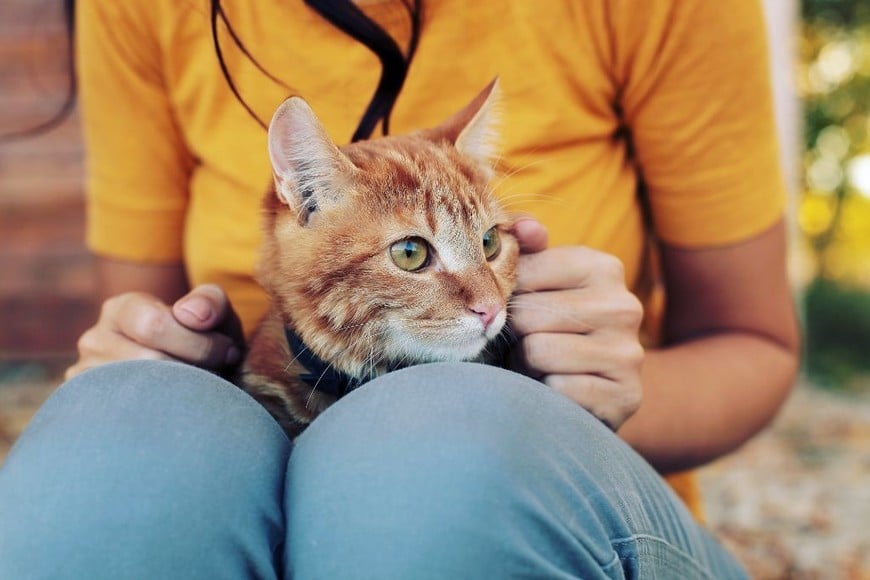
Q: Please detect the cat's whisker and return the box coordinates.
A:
[332,320,375,333]
[507,301,570,313]
[492,154,549,187]
[496,184,567,206]
[498,198,566,212]
[496,192,567,212]
[306,361,341,409]
[496,191,552,204]
[498,323,519,344]
[367,344,376,379]
[284,342,313,373]
[304,385,318,410]
[497,198,556,211]
[337,322,392,339]
[506,302,590,329]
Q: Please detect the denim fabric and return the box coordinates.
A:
[0,360,746,579]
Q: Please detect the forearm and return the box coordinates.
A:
[96,257,189,303]
[618,332,799,473]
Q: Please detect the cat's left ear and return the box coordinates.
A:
[428,78,501,167]
[268,97,357,224]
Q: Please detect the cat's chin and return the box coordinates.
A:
[418,336,491,363]
[383,327,500,365]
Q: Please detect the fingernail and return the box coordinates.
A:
[178,296,213,322]
[225,346,241,366]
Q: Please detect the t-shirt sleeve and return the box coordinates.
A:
[612,0,787,247]
[77,0,194,262]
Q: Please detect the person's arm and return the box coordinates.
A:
[508,217,799,473]
[607,0,798,467]
[619,219,800,472]
[96,257,189,304]
[66,2,245,379]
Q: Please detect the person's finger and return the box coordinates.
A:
[510,218,549,254]
[508,289,642,336]
[509,332,644,377]
[65,338,173,380]
[110,293,239,369]
[515,246,625,293]
[173,284,246,347]
[543,373,643,431]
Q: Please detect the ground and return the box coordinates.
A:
[700,383,870,579]
[1,364,867,579]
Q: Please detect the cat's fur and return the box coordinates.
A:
[238,81,519,437]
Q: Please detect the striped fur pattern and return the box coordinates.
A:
[238,81,518,437]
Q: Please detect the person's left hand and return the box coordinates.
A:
[507,218,644,431]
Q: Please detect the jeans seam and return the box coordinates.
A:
[611,534,715,580]
[599,552,623,575]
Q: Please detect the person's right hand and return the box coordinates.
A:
[65,284,245,380]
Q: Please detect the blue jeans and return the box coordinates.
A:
[0,360,746,579]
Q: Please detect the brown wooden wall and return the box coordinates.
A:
[0,1,97,360]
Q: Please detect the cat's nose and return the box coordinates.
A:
[469,302,502,330]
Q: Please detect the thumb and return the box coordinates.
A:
[173,284,245,344]
[512,217,549,254]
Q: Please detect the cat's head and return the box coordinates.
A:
[261,81,518,378]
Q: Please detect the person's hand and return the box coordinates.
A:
[508,219,644,430]
[65,284,245,380]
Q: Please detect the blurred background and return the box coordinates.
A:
[0,0,868,577]
[797,0,870,391]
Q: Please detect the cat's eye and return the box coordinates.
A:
[390,237,429,272]
[482,227,501,260]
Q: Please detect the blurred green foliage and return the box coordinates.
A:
[802,0,870,25]
[800,0,870,388]
[804,278,870,388]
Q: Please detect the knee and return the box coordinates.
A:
[0,360,290,579]
[4,360,291,482]
[286,362,627,577]
[293,361,624,485]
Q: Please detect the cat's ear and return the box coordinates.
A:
[268,97,357,223]
[429,78,501,166]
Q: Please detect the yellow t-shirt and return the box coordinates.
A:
[77,0,785,517]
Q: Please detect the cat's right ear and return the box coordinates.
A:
[268,97,357,224]
[427,79,502,168]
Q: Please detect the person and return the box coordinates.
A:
[0,0,800,577]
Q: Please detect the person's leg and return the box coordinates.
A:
[0,360,291,580]
[286,362,746,579]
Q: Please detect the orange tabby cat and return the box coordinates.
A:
[238,81,519,437]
